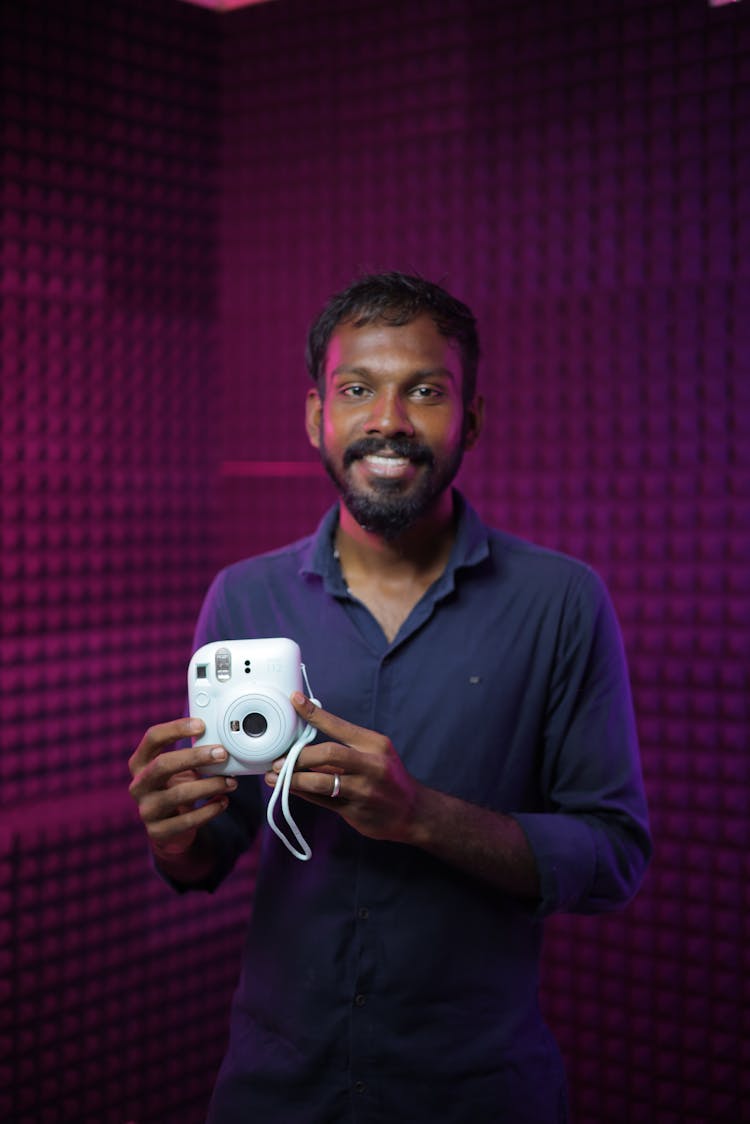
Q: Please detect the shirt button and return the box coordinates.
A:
[354,1081,367,1095]
[354,993,367,1007]
[357,907,369,920]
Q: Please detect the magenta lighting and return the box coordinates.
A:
[3,0,748,1122]
[177,0,276,9]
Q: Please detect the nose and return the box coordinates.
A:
[364,387,415,438]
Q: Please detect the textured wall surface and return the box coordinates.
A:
[2,0,749,1122]
[0,2,240,1122]
[220,2,750,1122]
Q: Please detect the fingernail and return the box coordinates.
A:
[188,718,204,733]
[291,691,306,705]
[209,746,227,761]
[225,777,238,790]
[272,758,284,773]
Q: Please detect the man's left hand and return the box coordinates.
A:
[264,692,420,844]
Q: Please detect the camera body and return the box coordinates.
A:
[188,638,310,776]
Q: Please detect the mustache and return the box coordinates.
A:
[342,437,435,469]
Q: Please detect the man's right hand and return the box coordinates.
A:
[128,718,237,872]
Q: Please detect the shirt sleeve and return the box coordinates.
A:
[512,566,652,918]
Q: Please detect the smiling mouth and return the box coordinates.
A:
[361,454,414,478]
[341,438,434,486]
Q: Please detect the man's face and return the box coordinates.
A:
[305,314,482,539]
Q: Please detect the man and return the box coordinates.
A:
[129,272,651,1123]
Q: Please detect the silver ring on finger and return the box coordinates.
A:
[330,773,341,799]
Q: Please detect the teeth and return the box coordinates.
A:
[361,454,413,478]
[366,456,409,466]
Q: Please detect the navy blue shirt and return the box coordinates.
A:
[188,493,651,1124]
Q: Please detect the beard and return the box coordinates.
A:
[318,433,465,540]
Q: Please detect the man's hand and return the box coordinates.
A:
[128,718,237,874]
[267,693,540,898]
[265,692,421,845]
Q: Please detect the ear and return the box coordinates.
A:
[305,387,323,450]
[462,395,484,451]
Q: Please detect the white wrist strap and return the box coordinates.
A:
[265,666,320,861]
[265,722,316,860]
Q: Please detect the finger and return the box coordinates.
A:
[291,692,385,752]
[146,794,230,844]
[138,774,237,826]
[265,767,349,804]
[129,717,205,776]
[272,740,358,777]
[129,742,228,797]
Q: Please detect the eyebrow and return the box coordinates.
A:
[329,365,458,382]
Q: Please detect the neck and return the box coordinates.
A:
[335,490,458,578]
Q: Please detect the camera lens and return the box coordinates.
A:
[242,712,268,738]
[223,688,296,767]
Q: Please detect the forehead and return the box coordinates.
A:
[324,313,462,382]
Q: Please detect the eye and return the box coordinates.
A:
[410,384,444,400]
[339,384,371,399]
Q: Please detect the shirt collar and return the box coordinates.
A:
[299,490,490,597]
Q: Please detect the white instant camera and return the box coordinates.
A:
[188,638,313,776]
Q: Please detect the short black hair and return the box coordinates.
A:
[305,271,480,404]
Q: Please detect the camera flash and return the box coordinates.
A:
[216,648,232,682]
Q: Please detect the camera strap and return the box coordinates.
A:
[265,664,320,860]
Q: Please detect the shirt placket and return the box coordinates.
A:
[346,645,400,1121]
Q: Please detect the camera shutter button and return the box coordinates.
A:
[194,691,210,708]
